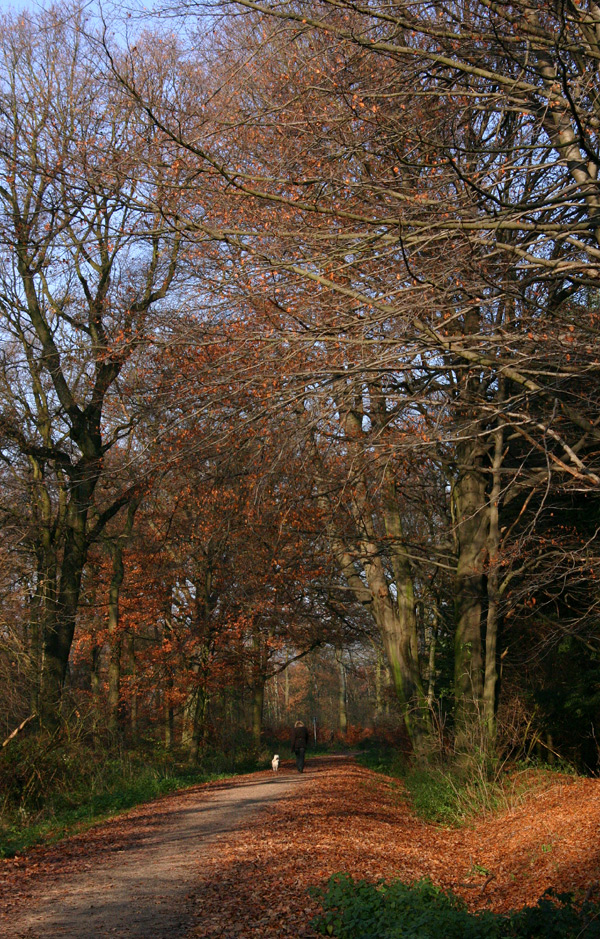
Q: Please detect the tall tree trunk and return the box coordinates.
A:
[310,379,436,758]
[189,685,210,762]
[284,659,290,713]
[327,539,431,755]
[374,645,385,719]
[106,499,140,736]
[483,422,504,746]
[164,670,175,749]
[337,650,348,735]
[38,497,89,726]
[181,674,197,751]
[252,680,264,750]
[36,455,127,727]
[426,606,438,709]
[107,556,123,736]
[126,632,138,739]
[453,439,488,753]
[183,553,217,760]
[251,629,266,750]
[272,673,280,725]
[91,643,101,701]
[378,601,431,758]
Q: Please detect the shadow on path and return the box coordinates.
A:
[0,766,311,938]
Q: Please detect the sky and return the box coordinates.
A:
[0,0,157,16]
[0,0,34,10]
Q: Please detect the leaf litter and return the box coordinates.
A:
[0,756,599,938]
[190,757,600,938]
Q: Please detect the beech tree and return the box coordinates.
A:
[2,0,598,766]
[131,0,600,758]
[0,9,181,725]
[144,333,351,754]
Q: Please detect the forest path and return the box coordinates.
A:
[3,756,600,939]
[0,760,309,938]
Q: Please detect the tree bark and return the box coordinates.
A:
[483,422,504,746]
[107,550,124,736]
[336,650,348,735]
[453,441,488,752]
[251,628,266,750]
[252,680,264,750]
[314,400,433,760]
[125,632,138,739]
[38,485,90,726]
[106,500,140,735]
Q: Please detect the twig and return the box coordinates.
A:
[454,874,497,892]
[2,714,37,748]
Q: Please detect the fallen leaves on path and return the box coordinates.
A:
[1,757,599,938]
[0,774,256,926]
[191,757,600,938]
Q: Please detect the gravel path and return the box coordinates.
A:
[2,768,304,939]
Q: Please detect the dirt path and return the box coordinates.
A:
[0,766,305,939]
[184,759,600,938]
[3,757,599,939]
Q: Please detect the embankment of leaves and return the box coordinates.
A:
[0,728,262,858]
[312,875,600,939]
[356,744,574,826]
[189,757,600,937]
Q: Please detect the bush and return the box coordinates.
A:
[356,747,565,826]
[311,875,600,939]
[0,724,254,857]
[356,746,408,779]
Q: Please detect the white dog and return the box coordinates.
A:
[271,754,280,772]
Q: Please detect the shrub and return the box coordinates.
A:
[311,876,502,939]
[356,746,567,826]
[0,723,254,857]
[311,875,600,939]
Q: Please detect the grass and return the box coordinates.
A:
[0,763,228,858]
[356,745,572,826]
[0,732,268,859]
[0,741,359,858]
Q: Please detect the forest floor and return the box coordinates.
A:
[1,754,599,938]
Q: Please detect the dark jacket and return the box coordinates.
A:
[291,724,309,752]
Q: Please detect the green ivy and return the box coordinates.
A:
[311,875,600,939]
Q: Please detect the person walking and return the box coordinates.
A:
[291,720,309,773]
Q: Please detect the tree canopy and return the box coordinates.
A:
[0,0,598,770]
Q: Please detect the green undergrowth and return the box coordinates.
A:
[0,731,263,858]
[311,875,600,939]
[356,745,574,826]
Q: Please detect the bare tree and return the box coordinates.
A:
[0,8,181,725]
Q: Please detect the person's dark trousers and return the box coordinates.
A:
[295,748,306,772]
